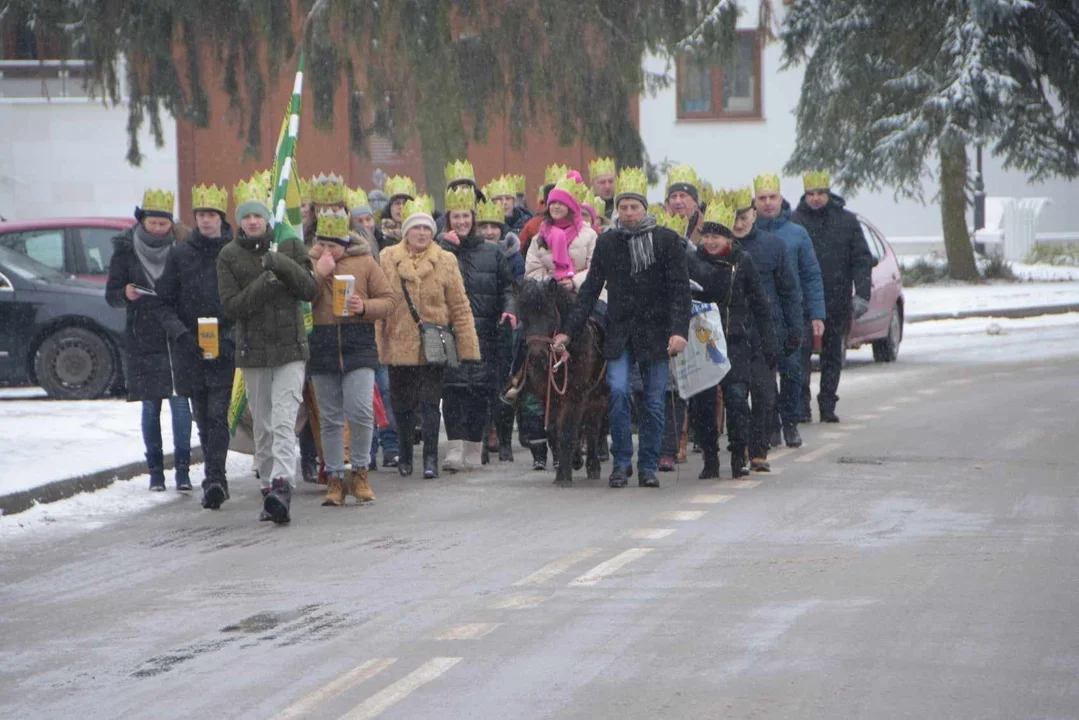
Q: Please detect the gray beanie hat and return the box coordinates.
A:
[235,200,272,228]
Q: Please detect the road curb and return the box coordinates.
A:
[906,303,1079,324]
[0,447,204,517]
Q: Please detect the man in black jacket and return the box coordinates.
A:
[792,172,874,422]
[157,184,235,509]
[554,168,691,489]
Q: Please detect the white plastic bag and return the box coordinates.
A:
[670,301,731,400]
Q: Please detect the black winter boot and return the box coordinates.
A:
[783,424,803,448]
[699,452,720,480]
[608,465,629,488]
[597,435,610,463]
[423,452,439,479]
[769,428,783,449]
[301,454,320,484]
[730,446,750,478]
[819,404,840,423]
[201,481,226,510]
[146,451,166,491]
[531,442,548,471]
[174,448,192,491]
[263,478,292,524]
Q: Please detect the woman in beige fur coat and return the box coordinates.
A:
[378,210,479,479]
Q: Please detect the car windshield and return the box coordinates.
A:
[0,245,72,282]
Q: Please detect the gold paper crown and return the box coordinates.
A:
[544,164,571,187]
[666,165,700,195]
[309,173,346,206]
[385,175,418,201]
[703,201,736,229]
[552,173,590,208]
[191,185,227,213]
[141,188,175,216]
[729,186,755,212]
[346,187,370,211]
[444,159,476,187]
[699,186,715,208]
[615,167,648,199]
[233,180,267,208]
[588,157,616,181]
[445,186,477,213]
[402,195,435,220]
[315,208,350,240]
[484,175,516,200]
[511,174,527,195]
[753,173,781,195]
[803,170,831,191]
[591,195,604,211]
[298,178,312,204]
[648,203,665,217]
[476,200,504,226]
[655,209,689,238]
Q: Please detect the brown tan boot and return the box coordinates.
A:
[322,474,346,506]
[349,467,375,503]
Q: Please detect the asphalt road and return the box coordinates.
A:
[2,351,1078,719]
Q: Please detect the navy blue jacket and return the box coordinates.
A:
[756,201,826,322]
[736,227,802,348]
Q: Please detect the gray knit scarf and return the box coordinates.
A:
[615,214,658,275]
[133,225,173,287]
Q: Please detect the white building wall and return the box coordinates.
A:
[0,98,177,221]
[638,15,1079,242]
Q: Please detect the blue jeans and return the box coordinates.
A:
[141,396,192,465]
[608,348,668,475]
[371,364,399,456]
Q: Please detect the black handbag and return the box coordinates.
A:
[400,279,460,367]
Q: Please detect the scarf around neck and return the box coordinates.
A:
[615,214,658,275]
[540,215,582,281]
[133,225,173,287]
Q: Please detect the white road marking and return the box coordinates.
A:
[717,479,761,489]
[273,658,396,720]
[630,528,676,540]
[489,595,547,610]
[795,442,842,463]
[768,447,798,462]
[691,494,733,504]
[432,623,500,640]
[513,547,601,586]
[569,548,654,587]
[340,657,463,720]
[917,388,940,396]
[658,510,708,521]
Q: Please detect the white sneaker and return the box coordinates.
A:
[442,440,465,473]
[463,441,484,468]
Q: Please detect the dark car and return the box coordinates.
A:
[0,246,126,399]
[0,217,135,283]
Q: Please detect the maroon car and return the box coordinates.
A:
[845,215,904,362]
[0,217,135,283]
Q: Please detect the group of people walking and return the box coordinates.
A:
[105,156,873,523]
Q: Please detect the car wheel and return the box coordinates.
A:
[34,327,116,400]
[872,307,902,363]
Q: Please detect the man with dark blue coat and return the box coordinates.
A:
[754,174,826,446]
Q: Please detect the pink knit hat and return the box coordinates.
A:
[544,170,583,218]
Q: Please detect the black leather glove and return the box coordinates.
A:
[177,331,202,360]
[262,251,277,271]
[852,296,870,319]
[783,332,802,357]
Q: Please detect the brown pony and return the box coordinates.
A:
[515,279,608,487]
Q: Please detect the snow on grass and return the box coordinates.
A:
[0,395,195,495]
[904,280,1079,319]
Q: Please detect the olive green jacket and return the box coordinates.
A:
[217,231,318,368]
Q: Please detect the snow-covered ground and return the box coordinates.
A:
[0,395,194,495]
[904,281,1079,319]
